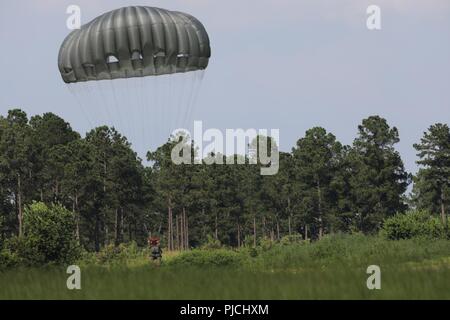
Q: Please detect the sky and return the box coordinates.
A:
[0,0,449,175]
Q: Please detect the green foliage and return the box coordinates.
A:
[258,236,274,251]
[165,249,245,268]
[292,127,344,237]
[201,235,222,250]
[279,234,305,245]
[94,242,145,265]
[248,247,258,258]
[413,123,450,224]
[0,244,20,269]
[381,210,447,240]
[348,116,410,232]
[0,109,448,263]
[249,233,450,272]
[19,202,81,265]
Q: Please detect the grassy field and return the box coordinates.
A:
[1,234,449,299]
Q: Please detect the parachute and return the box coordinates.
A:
[58,6,211,156]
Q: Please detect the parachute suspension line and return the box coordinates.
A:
[85,81,105,129]
[171,73,179,135]
[138,76,146,157]
[109,79,125,138]
[81,82,98,127]
[169,72,179,138]
[174,71,189,137]
[124,77,137,150]
[134,77,143,153]
[181,70,205,136]
[161,75,169,144]
[180,72,196,137]
[66,83,94,129]
[153,74,162,150]
[95,80,113,129]
[104,81,116,128]
[167,74,174,142]
[187,70,206,128]
[82,82,94,124]
[183,71,198,134]
[143,76,154,156]
[133,77,144,156]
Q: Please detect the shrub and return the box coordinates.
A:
[258,237,273,252]
[19,202,81,265]
[309,234,348,260]
[381,210,447,240]
[96,241,143,265]
[166,249,244,268]
[0,245,20,269]
[248,247,258,258]
[279,234,305,246]
[201,235,222,250]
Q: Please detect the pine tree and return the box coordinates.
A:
[413,123,450,227]
[348,116,409,233]
[292,127,343,239]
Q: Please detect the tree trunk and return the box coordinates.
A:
[317,180,324,239]
[167,204,171,251]
[128,222,132,243]
[105,224,109,246]
[170,207,173,251]
[305,224,308,241]
[287,197,292,236]
[114,208,124,246]
[103,157,107,193]
[73,193,80,242]
[55,180,59,201]
[180,213,184,251]
[114,208,119,246]
[215,212,218,240]
[17,174,23,238]
[262,216,266,238]
[184,208,189,250]
[237,222,241,248]
[288,215,292,236]
[441,186,447,228]
[94,212,100,252]
[176,214,180,250]
[120,208,124,243]
[253,216,257,247]
[276,219,280,240]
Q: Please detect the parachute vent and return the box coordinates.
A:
[153,51,166,58]
[106,55,119,64]
[131,51,143,61]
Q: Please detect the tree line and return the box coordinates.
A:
[0,109,448,251]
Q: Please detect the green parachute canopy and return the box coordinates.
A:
[58,6,211,83]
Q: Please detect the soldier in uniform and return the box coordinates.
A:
[148,236,162,265]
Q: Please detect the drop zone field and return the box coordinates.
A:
[1,234,449,299]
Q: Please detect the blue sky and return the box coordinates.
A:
[0,0,449,175]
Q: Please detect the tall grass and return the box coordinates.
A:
[1,234,449,299]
